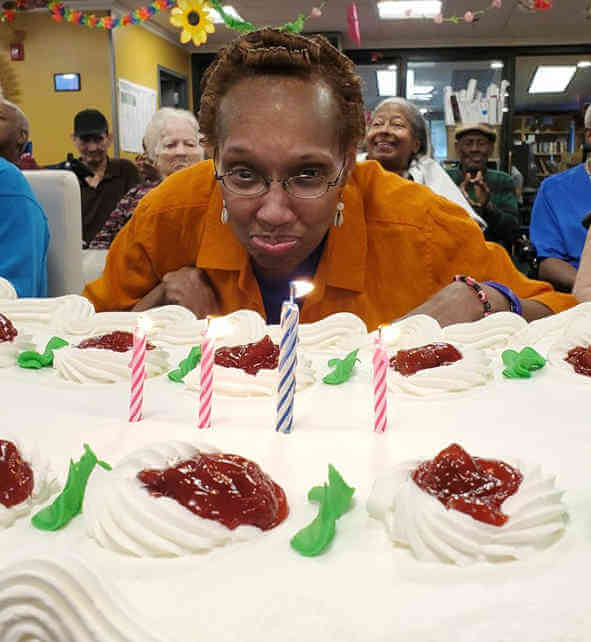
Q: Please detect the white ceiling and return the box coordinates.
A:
[112,0,591,50]
[108,0,591,112]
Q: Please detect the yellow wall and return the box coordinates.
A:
[0,14,111,165]
[113,24,192,162]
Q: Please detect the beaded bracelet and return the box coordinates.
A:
[453,275,492,317]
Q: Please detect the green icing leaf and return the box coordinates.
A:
[502,347,546,379]
[290,464,355,557]
[322,349,360,385]
[281,14,306,33]
[32,444,111,531]
[17,336,68,369]
[168,345,202,383]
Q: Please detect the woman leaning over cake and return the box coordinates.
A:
[83,29,575,329]
[364,97,486,231]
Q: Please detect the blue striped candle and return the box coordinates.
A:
[276,299,299,434]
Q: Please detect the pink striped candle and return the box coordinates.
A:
[198,321,214,429]
[129,315,150,422]
[373,329,388,433]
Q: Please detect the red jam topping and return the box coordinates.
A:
[77,331,155,353]
[390,342,462,376]
[412,443,522,527]
[214,335,279,375]
[138,452,288,531]
[564,346,591,377]
[0,440,34,508]
[0,313,17,343]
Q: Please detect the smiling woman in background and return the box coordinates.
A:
[89,108,202,249]
[83,29,573,328]
[364,97,486,230]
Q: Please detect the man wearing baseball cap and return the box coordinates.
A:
[63,109,139,245]
[446,123,519,254]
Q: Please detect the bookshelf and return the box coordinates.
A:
[512,114,583,179]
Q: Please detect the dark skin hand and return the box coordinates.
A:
[133,267,219,319]
[459,170,490,208]
[403,281,551,327]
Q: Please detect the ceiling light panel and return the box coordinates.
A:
[528,65,577,94]
[377,0,442,19]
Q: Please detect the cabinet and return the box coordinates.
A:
[512,113,583,180]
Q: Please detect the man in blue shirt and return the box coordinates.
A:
[0,101,49,297]
[530,107,591,292]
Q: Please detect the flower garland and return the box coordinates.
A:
[434,0,551,24]
[47,0,175,29]
[0,0,28,24]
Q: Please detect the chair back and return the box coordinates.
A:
[23,170,84,297]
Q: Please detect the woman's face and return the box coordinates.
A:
[216,76,353,280]
[155,119,202,178]
[365,103,420,175]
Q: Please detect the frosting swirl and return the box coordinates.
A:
[442,312,528,350]
[0,556,166,641]
[0,277,17,300]
[367,459,567,565]
[53,344,169,384]
[0,330,34,368]
[84,441,272,557]
[184,350,315,396]
[387,345,492,396]
[268,313,367,351]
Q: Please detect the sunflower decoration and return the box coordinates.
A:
[170,0,215,46]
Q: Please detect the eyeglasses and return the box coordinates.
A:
[214,161,345,199]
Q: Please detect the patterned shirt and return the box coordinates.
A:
[445,166,520,252]
[88,179,160,249]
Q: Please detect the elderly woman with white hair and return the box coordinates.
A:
[89,107,202,249]
[363,97,486,230]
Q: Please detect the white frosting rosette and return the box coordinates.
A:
[511,301,591,349]
[367,458,567,566]
[0,555,166,642]
[387,345,492,396]
[268,312,367,352]
[442,312,528,351]
[0,437,59,529]
[184,349,315,396]
[0,295,95,331]
[547,318,591,381]
[378,315,443,351]
[0,277,17,300]
[155,309,267,346]
[84,441,275,558]
[53,343,169,384]
[62,305,196,339]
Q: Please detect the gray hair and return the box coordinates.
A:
[143,108,199,160]
[585,104,591,130]
[369,97,429,157]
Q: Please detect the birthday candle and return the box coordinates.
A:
[129,315,150,423]
[373,328,388,434]
[198,320,214,430]
[276,281,313,434]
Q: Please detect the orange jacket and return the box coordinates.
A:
[84,160,575,331]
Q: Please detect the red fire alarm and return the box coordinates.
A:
[10,43,24,61]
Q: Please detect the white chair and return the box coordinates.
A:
[23,170,84,297]
[82,249,108,284]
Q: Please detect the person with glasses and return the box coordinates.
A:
[84,29,573,328]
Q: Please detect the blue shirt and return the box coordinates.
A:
[0,158,49,297]
[530,163,591,268]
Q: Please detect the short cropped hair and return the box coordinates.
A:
[198,28,366,154]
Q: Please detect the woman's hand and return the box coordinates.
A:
[133,267,219,318]
[403,281,509,327]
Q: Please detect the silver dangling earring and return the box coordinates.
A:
[333,201,344,228]
[220,201,229,225]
